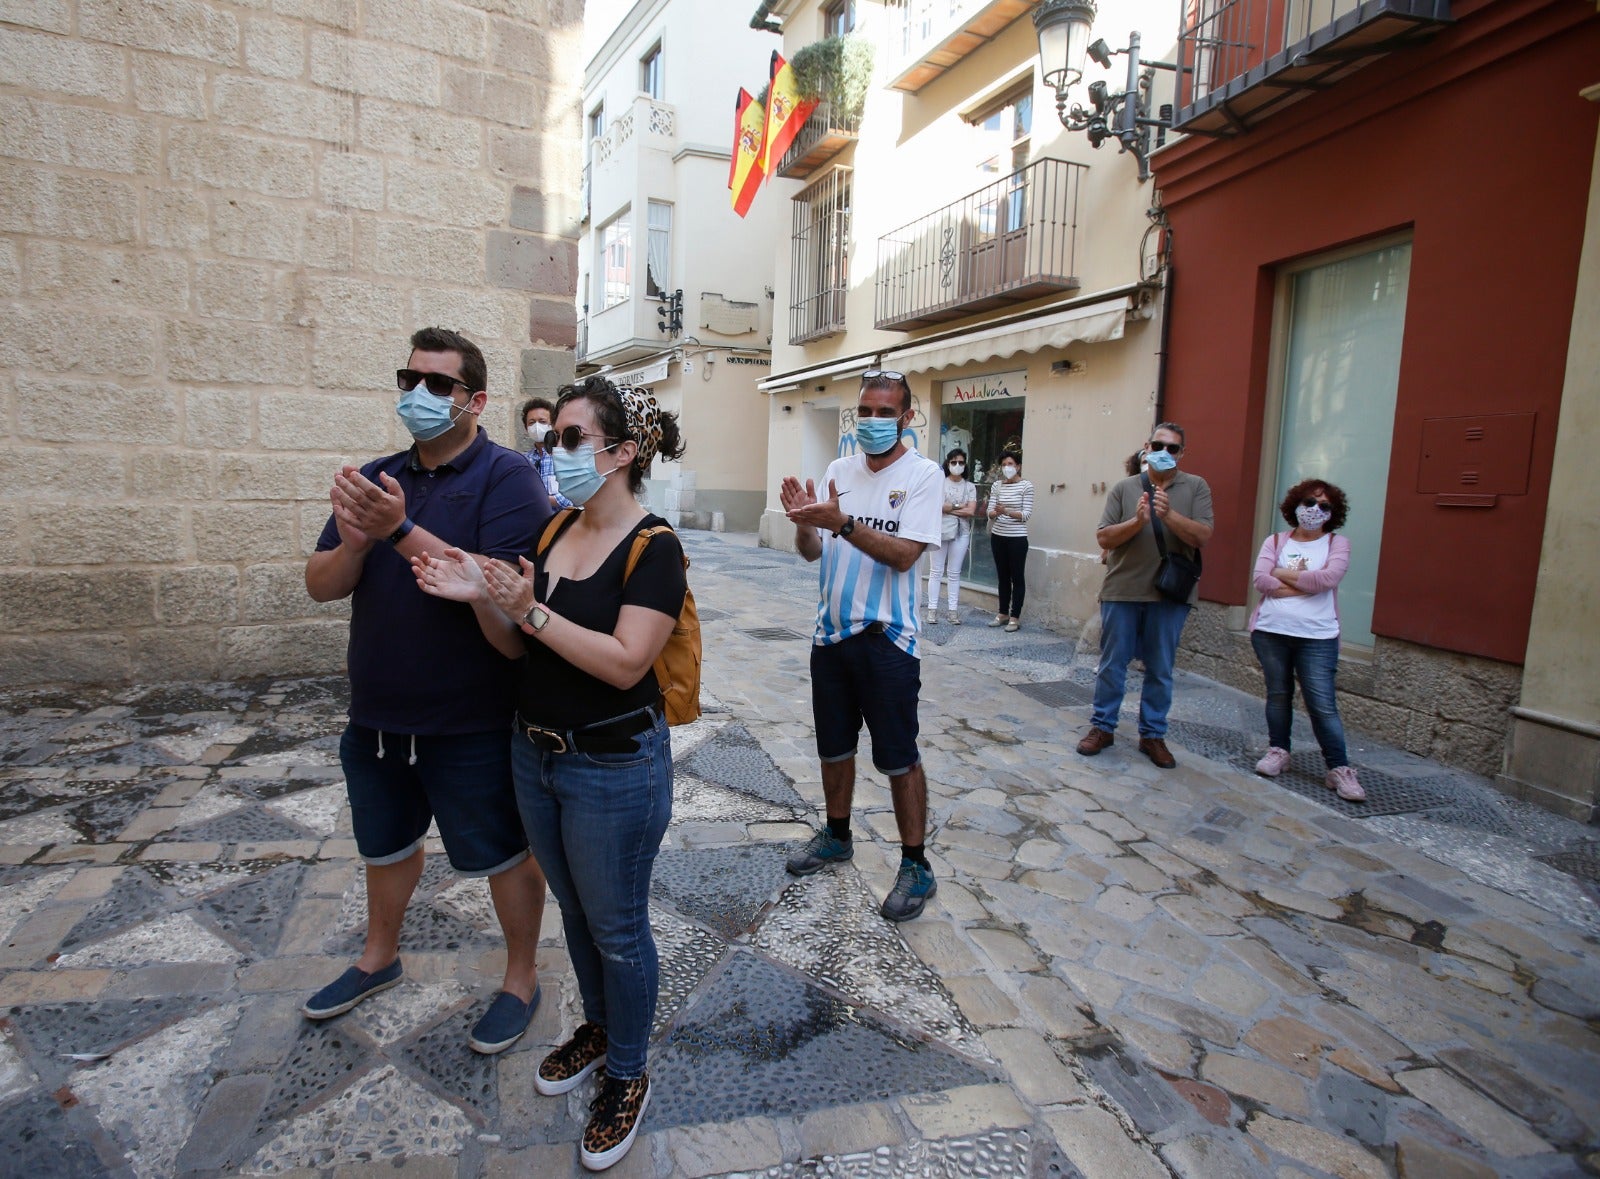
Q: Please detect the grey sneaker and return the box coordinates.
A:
[785,829,854,876]
[946,609,962,625]
[880,859,936,922]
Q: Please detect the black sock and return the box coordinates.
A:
[901,843,928,867]
[827,815,852,843]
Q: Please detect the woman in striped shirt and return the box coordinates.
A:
[985,449,1033,633]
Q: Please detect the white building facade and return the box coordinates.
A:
[577,0,787,530]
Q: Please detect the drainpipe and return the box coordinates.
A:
[750,0,781,32]
[1152,218,1174,429]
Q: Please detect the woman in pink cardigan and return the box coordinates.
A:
[1248,479,1364,802]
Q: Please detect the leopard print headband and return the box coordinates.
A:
[615,385,663,469]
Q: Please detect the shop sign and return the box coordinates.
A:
[941,370,1026,402]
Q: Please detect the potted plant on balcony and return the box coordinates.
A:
[790,34,873,124]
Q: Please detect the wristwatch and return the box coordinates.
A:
[523,604,550,631]
[834,515,856,538]
[386,518,415,545]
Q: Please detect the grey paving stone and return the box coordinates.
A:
[651,844,791,939]
[1313,1067,1391,1146]
[174,1072,274,1173]
[0,1091,111,1178]
[644,951,996,1131]
[1079,1042,1195,1136]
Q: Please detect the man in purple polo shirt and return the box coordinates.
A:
[304,327,552,1055]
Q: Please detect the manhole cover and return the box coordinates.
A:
[744,627,808,641]
[1535,845,1600,884]
[1013,679,1095,709]
[696,606,731,622]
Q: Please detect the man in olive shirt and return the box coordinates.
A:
[1078,422,1214,768]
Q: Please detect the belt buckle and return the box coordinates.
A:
[525,724,568,754]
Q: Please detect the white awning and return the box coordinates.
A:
[886,294,1132,375]
[756,353,875,393]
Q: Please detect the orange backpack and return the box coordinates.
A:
[536,511,701,726]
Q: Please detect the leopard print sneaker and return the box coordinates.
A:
[534,1021,607,1096]
[580,1072,651,1171]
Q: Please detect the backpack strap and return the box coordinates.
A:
[623,524,688,581]
[1140,473,1169,560]
[534,508,581,558]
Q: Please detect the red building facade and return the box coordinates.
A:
[1151,0,1600,777]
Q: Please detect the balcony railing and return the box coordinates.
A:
[592,97,676,166]
[875,157,1083,331]
[882,0,1038,93]
[1174,0,1451,135]
[790,167,852,346]
[775,102,862,180]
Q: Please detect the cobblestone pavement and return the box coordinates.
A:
[2,530,1598,1178]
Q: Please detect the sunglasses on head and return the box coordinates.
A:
[1301,496,1332,509]
[861,369,907,385]
[1146,440,1183,454]
[541,426,612,452]
[397,369,471,397]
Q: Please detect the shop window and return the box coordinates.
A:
[1264,237,1412,647]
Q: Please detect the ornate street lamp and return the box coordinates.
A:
[1032,0,1177,182]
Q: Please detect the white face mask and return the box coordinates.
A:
[949,463,965,475]
[527,421,549,441]
[1001,465,1017,479]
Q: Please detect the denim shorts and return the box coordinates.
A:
[811,628,922,775]
[340,723,530,876]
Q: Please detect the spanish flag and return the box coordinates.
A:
[730,88,766,218]
[763,51,818,174]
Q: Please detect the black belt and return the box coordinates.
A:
[516,706,658,755]
[862,621,886,636]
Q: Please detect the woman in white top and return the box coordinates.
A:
[1247,479,1364,802]
[985,449,1033,633]
[926,449,977,625]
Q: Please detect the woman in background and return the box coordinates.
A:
[1248,478,1365,803]
[927,448,977,625]
[985,448,1033,633]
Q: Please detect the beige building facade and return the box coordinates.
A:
[0,0,584,689]
[575,0,784,531]
[754,0,1176,633]
[1499,78,1600,818]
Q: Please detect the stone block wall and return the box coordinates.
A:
[1178,602,1523,778]
[0,0,583,688]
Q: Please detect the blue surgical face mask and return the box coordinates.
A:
[856,415,902,456]
[1145,447,1178,473]
[551,441,621,506]
[397,387,471,441]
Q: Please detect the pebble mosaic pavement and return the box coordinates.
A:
[0,530,1597,1177]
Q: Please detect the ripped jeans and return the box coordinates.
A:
[511,713,672,1079]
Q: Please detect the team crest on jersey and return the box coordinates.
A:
[888,489,906,509]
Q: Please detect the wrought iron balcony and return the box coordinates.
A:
[882,0,1040,93]
[874,157,1084,332]
[775,102,862,180]
[1174,0,1451,135]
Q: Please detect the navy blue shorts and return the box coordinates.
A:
[340,723,529,876]
[810,628,922,776]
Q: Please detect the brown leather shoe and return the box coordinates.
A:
[1076,727,1115,756]
[1138,737,1177,769]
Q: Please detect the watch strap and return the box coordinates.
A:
[833,515,855,538]
[386,517,415,545]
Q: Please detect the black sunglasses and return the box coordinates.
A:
[542,426,611,452]
[861,369,908,385]
[397,369,472,397]
[1146,440,1183,454]
[1301,497,1332,509]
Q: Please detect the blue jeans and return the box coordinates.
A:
[1091,599,1192,738]
[1251,629,1348,769]
[510,713,672,1079]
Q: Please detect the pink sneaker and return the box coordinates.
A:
[1254,747,1291,778]
[1326,765,1366,802]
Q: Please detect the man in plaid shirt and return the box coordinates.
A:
[521,397,572,511]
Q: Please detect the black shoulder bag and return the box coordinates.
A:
[1142,473,1203,604]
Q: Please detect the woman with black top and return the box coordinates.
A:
[412,376,686,1173]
